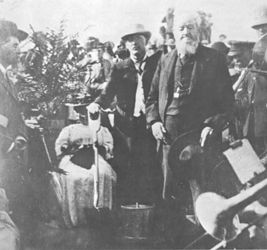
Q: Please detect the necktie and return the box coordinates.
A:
[137,58,146,75]
[180,54,188,65]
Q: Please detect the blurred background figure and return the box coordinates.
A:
[103,41,115,64]
[228,41,255,83]
[114,40,130,62]
[146,40,158,57]
[218,33,227,43]
[201,39,209,46]
[85,43,112,100]
[211,41,230,57]
[166,37,176,53]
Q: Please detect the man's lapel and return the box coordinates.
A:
[126,58,138,94]
[160,50,177,98]
[0,69,19,103]
[189,45,208,94]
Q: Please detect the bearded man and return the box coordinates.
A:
[146,12,234,200]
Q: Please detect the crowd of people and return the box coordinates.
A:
[1,4,267,249]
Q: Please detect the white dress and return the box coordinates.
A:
[50,123,116,228]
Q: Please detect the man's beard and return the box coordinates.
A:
[176,38,199,56]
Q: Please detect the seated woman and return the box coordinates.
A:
[50,104,116,228]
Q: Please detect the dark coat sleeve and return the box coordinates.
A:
[95,63,118,109]
[204,53,235,131]
[145,57,162,127]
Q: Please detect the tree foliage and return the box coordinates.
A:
[18,21,87,118]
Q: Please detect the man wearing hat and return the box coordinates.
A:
[0,19,28,250]
[234,34,267,155]
[234,6,267,153]
[228,41,254,83]
[88,24,162,204]
[227,41,255,139]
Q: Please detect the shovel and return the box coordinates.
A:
[85,107,111,228]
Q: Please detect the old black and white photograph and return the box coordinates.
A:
[1,0,267,249]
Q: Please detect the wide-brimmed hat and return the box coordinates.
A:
[0,19,28,42]
[228,41,255,57]
[211,41,230,56]
[121,24,151,43]
[168,130,202,181]
[252,5,267,29]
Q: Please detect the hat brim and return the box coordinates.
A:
[17,29,28,42]
[228,51,242,57]
[252,21,267,30]
[121,31,151,43]
[168,129,201,180]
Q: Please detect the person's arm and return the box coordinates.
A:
[146,57,167,141]
[146,57,162,127]
[204,53,235,132]
[55,126,73,157]
[96,126,114,160]
[94,63,118,109]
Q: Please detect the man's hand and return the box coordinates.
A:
[200,126,214,147]
[151,122,166,141]
[87,102,100,114]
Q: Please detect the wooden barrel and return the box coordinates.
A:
[120,203,154,241]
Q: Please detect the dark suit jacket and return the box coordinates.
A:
[95,51,161,134]
[0,71,26,151]
[239,71,267,137]
[146,46,234,133]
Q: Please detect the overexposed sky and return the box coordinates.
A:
[0,0,266,45]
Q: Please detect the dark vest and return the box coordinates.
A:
[166,54,195,115]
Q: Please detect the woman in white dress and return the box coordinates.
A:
[50,104,116,228]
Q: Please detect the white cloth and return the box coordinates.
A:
[133,58,146,117]
[51,124,116,228]
[0,189,20,250]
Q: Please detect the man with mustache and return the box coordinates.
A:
[88,24,162,204]
[0,19,29,250]
[146,11,234,205]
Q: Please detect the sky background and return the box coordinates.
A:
[0,0,266,46]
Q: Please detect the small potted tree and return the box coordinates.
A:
[18,22,89,161]
[18,22,88,129]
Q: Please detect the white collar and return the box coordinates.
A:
[0,63,6,77]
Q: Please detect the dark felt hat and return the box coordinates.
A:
[0,19,28,42]
[211,42,229,56]
[228,41,255,57]
[121,24,151,43]
[168,130,203,181]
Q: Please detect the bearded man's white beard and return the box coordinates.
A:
[176,39,199,56]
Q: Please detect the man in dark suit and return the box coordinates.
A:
[146,12,234,200]
[88,24,162,204]
[0,19,29,249]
